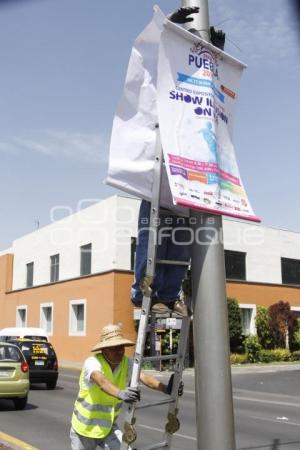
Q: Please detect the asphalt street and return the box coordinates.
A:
[0,366,300,449]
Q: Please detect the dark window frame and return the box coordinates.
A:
[17,307,27,327]
[80,243,92,276]
[225,250,246,281]
[26,262,34,287]
[50,254,60,283]
[281,257,300,286]
[131,237,136,271]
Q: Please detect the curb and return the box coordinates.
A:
[59,362,300,376]
[0,432,38,450]
[232,362,300,374]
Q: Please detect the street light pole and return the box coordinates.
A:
[181,0,210,41]
[180,1,236,449]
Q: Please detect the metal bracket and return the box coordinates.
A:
[140,275,154,297]
[182,270,192,299]
[165,410,180,434]
[123,420,137,444]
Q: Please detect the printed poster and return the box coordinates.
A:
[105,7,184,212]
[157,21,260,222]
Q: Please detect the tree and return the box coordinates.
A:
[291,317,300,351]
[268,301,296,349]
[255,306,274,349]
[227,297,243,352]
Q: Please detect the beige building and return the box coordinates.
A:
[1,195,300,364]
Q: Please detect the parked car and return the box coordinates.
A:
[9,339,58,390]
[0,342,29,410]
[0,327,48,342]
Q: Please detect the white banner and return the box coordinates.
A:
[105,7,184,212]
[106,7,259,222]
[157,21,260,222]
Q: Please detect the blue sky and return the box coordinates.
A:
[0,0,299,250]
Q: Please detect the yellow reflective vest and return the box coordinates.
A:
[71,354,128,439]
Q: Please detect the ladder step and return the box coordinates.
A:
[135,398,175,410]
[143,354,178,362]
[137,442,168,450]
[156,259,190,266]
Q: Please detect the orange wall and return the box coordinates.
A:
[0,253,13,295]
[0,254,136,364]
[1,253,300,365]
[227,281,300,308]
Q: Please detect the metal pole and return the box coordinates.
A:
[180,1,236,449]
[191,214,236,450]
[181,0,210,41]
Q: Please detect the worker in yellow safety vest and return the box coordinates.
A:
[70,323,180,450]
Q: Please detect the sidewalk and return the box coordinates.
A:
[231,362,300,374]
[60,361,300,375]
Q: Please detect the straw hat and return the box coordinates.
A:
[91,324,135,352]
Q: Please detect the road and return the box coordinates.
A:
[1,366,300,449]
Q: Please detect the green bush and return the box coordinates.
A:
[291,350,300,361]
[142,361,153,370]
[259,349,291,363]
[291,318,300,351]
[255,306,274,349]
[227,297,243,352]
[244,335,262,362]
[259,350,274,363]
[161,330,179,355]
[230,353,248,364]
[271,348,291,361]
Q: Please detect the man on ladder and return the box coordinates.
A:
[123,6,226,449]
[70,323,182,450]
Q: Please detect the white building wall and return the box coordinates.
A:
[223,219,300,284]
[9,195,300,290]
[12,196,140,290]
[114,196,139,270]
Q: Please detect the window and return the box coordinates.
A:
[80,243,92,276]
[131,237,136,271]
[281,258,300,285]
[16,306,27,327]
[26,262,34,287]
[50,254,60,283]
[69,300,86,336]
[40,303,53,335]
[225,251,246,281]
[239,304,256,335]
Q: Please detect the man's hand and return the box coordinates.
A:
[169,6,200,24]
[210,26,225,50]
[117,387,140,403]
[162,374,184,396]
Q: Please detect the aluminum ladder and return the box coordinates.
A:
[121,128,192,450]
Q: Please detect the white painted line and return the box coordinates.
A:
[234,395,300,409]
[137,424,196,441]
[184,390,300,408]
[249,415,300,427]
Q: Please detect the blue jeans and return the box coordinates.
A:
[131,200,191,305]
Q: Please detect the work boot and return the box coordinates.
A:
[151,302,171,314]
[173,299,188,317]
[131,298,142,308]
